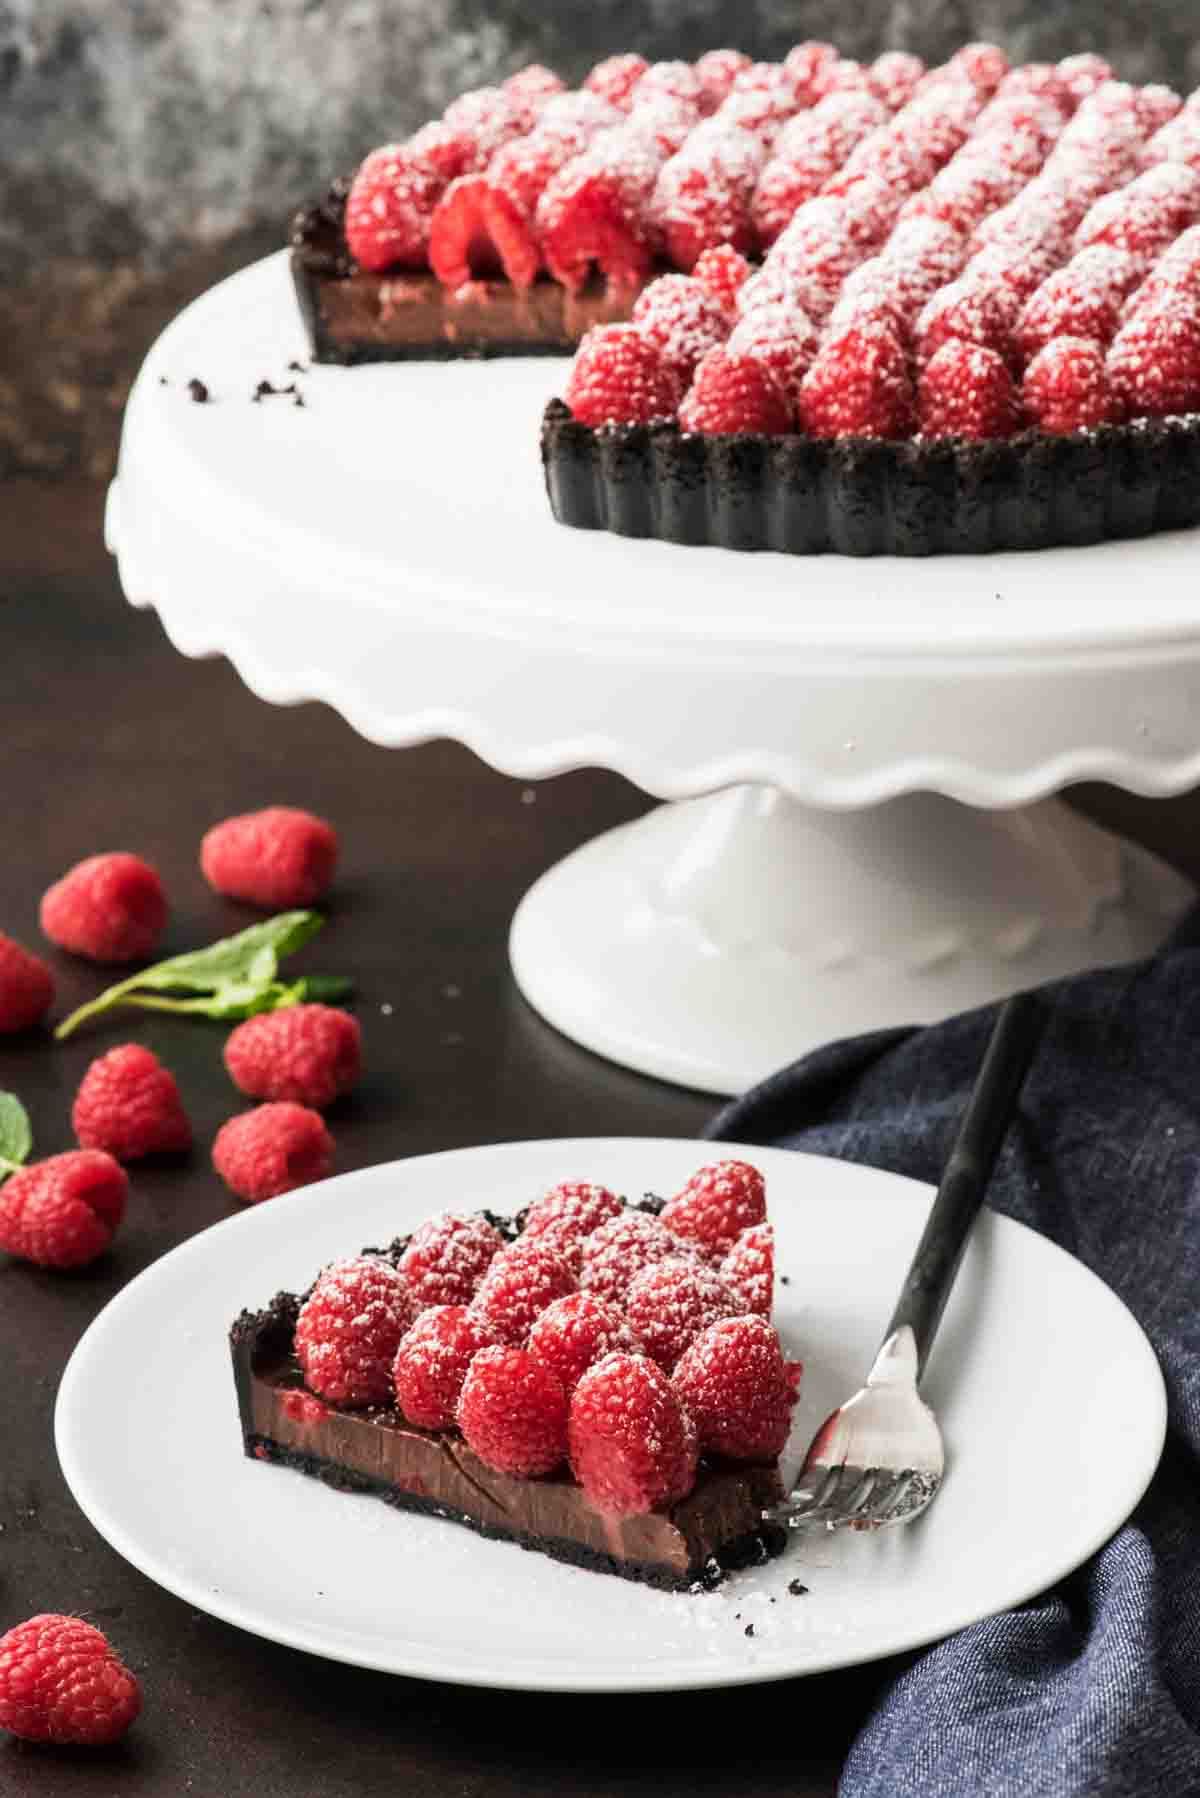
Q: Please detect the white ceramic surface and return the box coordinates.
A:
[56,1140,1165,1694]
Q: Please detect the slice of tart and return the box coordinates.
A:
[230,1162,799,1589]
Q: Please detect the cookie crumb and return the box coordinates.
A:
[187,378,210,403]
[788,1579,809,1597]
[744,1623,756,1638]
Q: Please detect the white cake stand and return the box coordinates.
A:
[107,253,1200,1094]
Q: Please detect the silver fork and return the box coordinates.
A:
[777,990,1045,1534]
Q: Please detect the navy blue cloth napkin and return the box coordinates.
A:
[708,911,1200,1798]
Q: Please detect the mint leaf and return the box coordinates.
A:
[291,975,356,1004]
[0,1092,32,1178]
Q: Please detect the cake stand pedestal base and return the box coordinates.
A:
[510,787,1193,1096]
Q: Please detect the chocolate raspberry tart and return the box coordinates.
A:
[230,1165,798,1589]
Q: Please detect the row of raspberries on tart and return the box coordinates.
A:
[286,1160,799,1517]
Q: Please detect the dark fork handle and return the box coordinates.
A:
[883,990,1045,1380]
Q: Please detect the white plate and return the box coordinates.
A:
[56,1139,1164,1693]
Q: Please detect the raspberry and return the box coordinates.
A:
[295,1255,419,1405]
[200,806,338,908]
[564,324,682,427]
[457,1344,568,1476]
[798,322,915,439]
[407,121,476,183]
[652,128,763,267]
[440,87,526,166]
[824,169,902,250]
[1107,310,1200,419]
[568,1352,698,1514]
[727,304,819,407]
[695,48,752,113]
[660,1158,768,1259]
[716,67,803,143]
[966,240,1060,314]
[1023,336,1119,434]
[584,53,649,113]
[693,243,753,315]
[1075,164,1200,259]
[918,339,1021,439]
[392,1304,497,1430]
[538,132,665,292]
[223,1004,361,1109]
[519,1180,623,1273]
[720,1222,775,1317]
[429,173,500,289]
[631,61,704,117]
[631,275,730,382]
[399,1210,504,1306]
[527,1291,640,1394]
[0,1614,141,1745]
[344,144,444,272]
[679,348,792,435]
[672,1316,797,1461]
[1015,253,1135,363]
[0,931,53,1033]
[826,259,911,339]
[625,1256,738,1370]
[951,43,1010,95]
[773,196,864,299]
[993,62,1071,114]
[72,1043,191,1161]
[1136,85,1183,137]
[212,1102,334,1204]
[783,42,839,107]
[471,1240,575,1345]
[0,1150,126,1269]
[503,63,565,115]
[883,215,968,303]
[916,277,1012,365]
[869,52,926,113]
[41,853,167,965]
[1057,53,1113,106]
[580,1210,679,1307]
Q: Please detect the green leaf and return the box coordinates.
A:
[291,975,356,1004]
[0,1092,32,1178]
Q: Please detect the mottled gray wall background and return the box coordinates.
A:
[2,1,1197,477]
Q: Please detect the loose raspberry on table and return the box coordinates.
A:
[568,1352,698,1515]
[631,275,730,382]
[223,1004,361,1109]
[915,276,1012,365]
[721,1222,775,1317]
[695,48,752,113]
[200,805,338,908]
[73,1043,191,1161]
[727,304,819,408]
[918,339,1021,439]
[392,1303,497,1430]
[0,1150,127,1270]
[0,1614,141,1745]
[295,1255,419,1405]
[580,1210,679,1307]
[41,853,167,965]
[457,1344,568,1476]
[400,1210,504,1306]
[212,1101,334,1204]
[679,348,792,435]
[693,243,753,315]
[1023,336,1119,433]
[584,53,649,113]
[798,322,915,440]
[625,1256,738,1370]
[1107,310,1200,419]
[0,931,54,1033]
[519,1180,624,1273]
[471,1239,576,1345]
[429,173,500,289]
[660,1158,768,1258]
[672,1315,797,1461]
[564,324,682,427]
[344,144,444,272]
[527,1290,640,1393]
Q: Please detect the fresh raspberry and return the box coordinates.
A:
[584,53,650,113]
[1057,54,1113,107]
[399,1210,504,1306]
[41,853,167,965]
[679,348,792,435]
[773,195,864,299]
[798,322,915,439]
[538,131,665,292]
[223,1004,361,1109]
[484,129,586,286]
[440,87,526,166]
[429,173,500,289]
[0,932,54,1033]
[1015,252,1135,362]
[1023,336,1120,433]
[72,1044,191,1161]
[825,259,911,339]
[754,100,886,243]
[519,1180,623,1273]
[527,1291,640,1394]
[966,240,1060,315]
[992,62,1071,114]
[406,121,476,183]
[916,277,1012,365]
[869,52,926,113]
[1107,310,1200,419]
[579,1210,679,1307]
[1075,164,1200,259]
[660,1158,768,1259]
[692,243,753,315]
[951,43,1010,95]
[631,61,705,117]
[294,1255,419,1405]
[838,125,938,196]
[814,57,872,100]
[695,48,752,113]
[783,42,840,107]
[1136,86,1183,137]
[625,1256,738,1370]
[727,304,819,407]
[503,63,565,115]
[824,169,902,250]
[652,127,763,267]
[0,1150,126,1270]
[0,1614,141,1745]
[212,1102,334,1204]
[720,1222,775,1318]
[457,1344,568,1476]
[344,144,444,272]
[564,324,682,427]
[716,67,803,143]
[883,214,968,305]
[973,92,1065,154]
[672,1315,797,1461]
[200,806,338,908]
[568,1352,698,1514]
[392,1303,496,1430]
[918,339,1021,439]
[471,1239,575,1345]
[631,275,730,382]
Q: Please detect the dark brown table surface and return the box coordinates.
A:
[1,478,925,1797]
